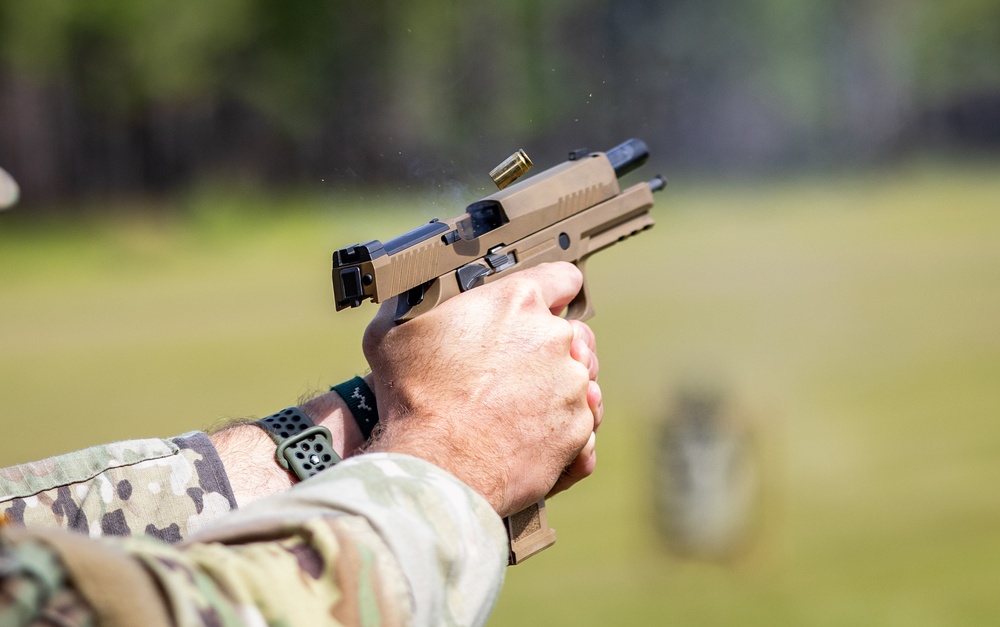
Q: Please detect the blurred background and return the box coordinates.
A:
[1,1,998,624]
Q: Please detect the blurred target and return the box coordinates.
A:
[653,385,760,560]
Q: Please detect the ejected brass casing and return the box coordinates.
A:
[489,149,533,189]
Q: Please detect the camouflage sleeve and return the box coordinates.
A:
[1,453,509,627]
[0,432,237,542]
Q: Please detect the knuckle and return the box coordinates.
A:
[553,319,576,347]
[505,276,542,309]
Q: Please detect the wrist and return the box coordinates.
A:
[315,374,376,454]
[368,417,510,516]
[300,389,367,457]
[210,422,295,508]
[209,376,376,509]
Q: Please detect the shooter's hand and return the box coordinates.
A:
[363,262,601,517]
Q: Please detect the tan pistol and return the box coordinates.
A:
[332,138,666,564]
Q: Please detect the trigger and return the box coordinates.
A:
[565,279,595,321]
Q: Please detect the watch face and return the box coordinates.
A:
[653,387,760,560]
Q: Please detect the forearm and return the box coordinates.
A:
[193,453,508,625]
[0,379,371,539]
[2,454,508,627]
[0,432,236,542]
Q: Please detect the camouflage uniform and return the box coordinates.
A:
[0,432,237,542]
[0,453,509,626]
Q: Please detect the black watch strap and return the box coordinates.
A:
[331,376,380,441]
[256,407,340,481]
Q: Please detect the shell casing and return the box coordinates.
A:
[489,149,533,189]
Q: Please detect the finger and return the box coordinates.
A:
[361,297,402,375]
[513,262,584,315]
[569,322,600,381]
[366,296,398,340]
[547,432,597,498]
[589,381,603,431]
[568,320,597,354]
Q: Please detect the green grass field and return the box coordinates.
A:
[2,164,998,624]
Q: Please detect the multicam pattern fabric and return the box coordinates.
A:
[0,453,508,627]
[0,432,237,542]
[0,533,96,627]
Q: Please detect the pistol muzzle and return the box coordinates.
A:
[489,149,533,190]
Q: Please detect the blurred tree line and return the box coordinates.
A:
[1,0,998,205]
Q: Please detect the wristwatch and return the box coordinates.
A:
[256,377,380,481]
[255,407,339,481]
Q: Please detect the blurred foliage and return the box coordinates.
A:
[1,0,998,204]
[915,0,1000,96]
[0,0,252,109]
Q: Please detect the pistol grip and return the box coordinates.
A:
[504,499,557,565]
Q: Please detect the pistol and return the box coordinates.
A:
[331,138,665,564]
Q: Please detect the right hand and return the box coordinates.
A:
[362,262,601,517]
